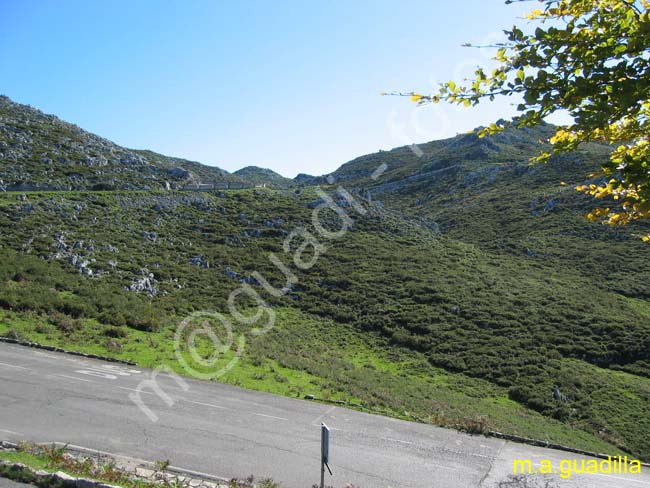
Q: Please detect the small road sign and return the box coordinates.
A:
[321,423,332,488]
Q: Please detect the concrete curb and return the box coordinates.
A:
[0,459,121,488]
[0,441,232,487]
[44,442,231,485]
[0,337,137,366]
[487,431,650,468]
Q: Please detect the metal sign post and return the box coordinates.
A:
[320,422,332,488]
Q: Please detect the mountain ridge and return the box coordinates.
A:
[0,95,291,190]
[2,95,650,460]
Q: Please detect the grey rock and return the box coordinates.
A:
[552,385,569,403]
[129,270,158,295]
[190,255,210,268]
[168,167,190,179]
[224,235,242,246]
[240,275,257,285]
[104,244,119,253]
[141,231,158,242]
[242,228,263,238]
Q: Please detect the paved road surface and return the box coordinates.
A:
[0,343,648,488]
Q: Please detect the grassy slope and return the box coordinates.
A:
[0,308,628,457]
[1,188,649,459]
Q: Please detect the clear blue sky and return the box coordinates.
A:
[1,0,541,177]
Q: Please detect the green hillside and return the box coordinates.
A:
[0,96,279,190]
[1,99,649,460]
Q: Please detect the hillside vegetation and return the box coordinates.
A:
[1,97,649,460]
[0,96,288,190]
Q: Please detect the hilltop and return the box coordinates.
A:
[1,98,650,460]
[233,166,294,188]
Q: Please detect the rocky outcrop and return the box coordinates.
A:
[128,269,158,295]
[167,167,190,179]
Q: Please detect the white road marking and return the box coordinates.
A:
[255,413,288,421]
[182,399,228,410]
[75,369,118,380]
[119,387,154,395]
[93,365,141,376]
[53,374,96,383]
[311,405,336,425]
[0,362,29,370]
[383,437,414,446]
[0,428,23,436]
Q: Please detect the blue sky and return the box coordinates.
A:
[1,0,541,177]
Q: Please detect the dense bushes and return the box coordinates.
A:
[1,189,649,458]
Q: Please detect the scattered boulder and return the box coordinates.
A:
[189,255,209,268]
[552,385,570,403]
[104,244,119,253]
[68,255,94,276]
[141,231,158,242]
[129,270,158,295]
[242,228,263,238]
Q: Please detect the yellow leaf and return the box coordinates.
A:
[525,8,543,19]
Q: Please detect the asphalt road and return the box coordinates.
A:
[0,343,648,488]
